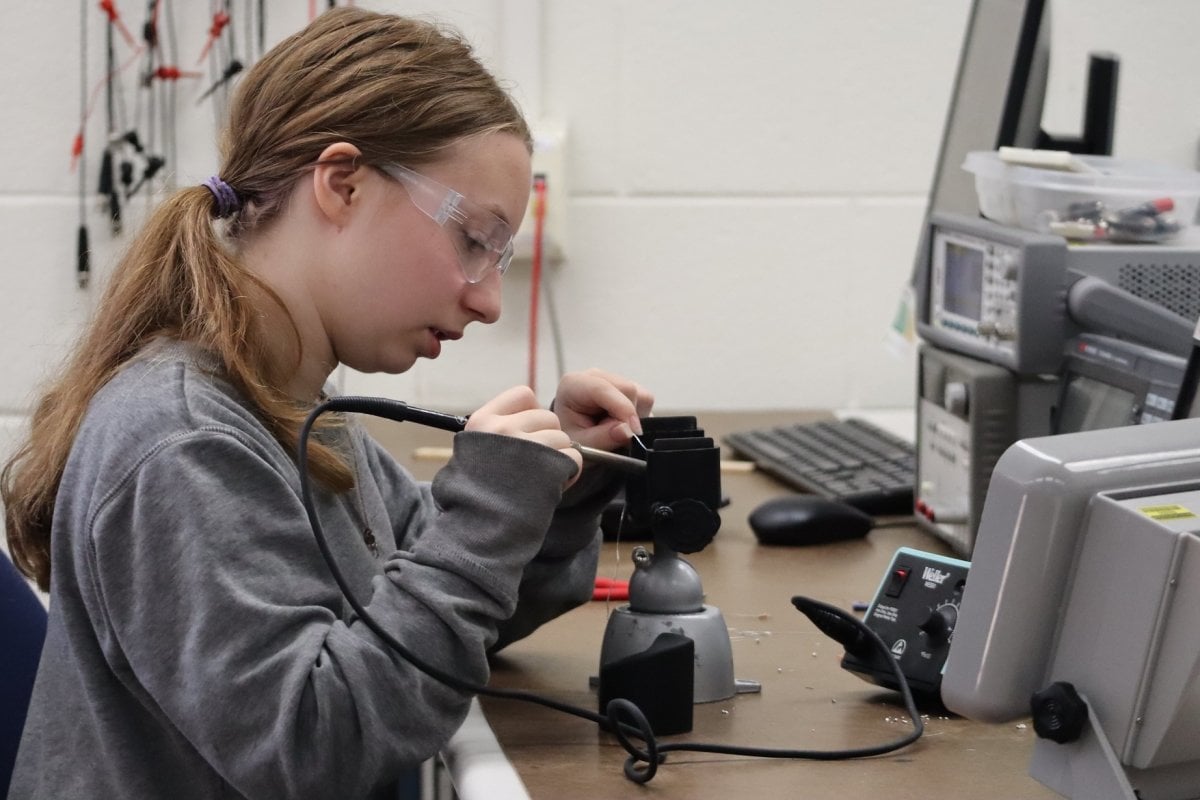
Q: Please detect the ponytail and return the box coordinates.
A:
[2,186,352,591]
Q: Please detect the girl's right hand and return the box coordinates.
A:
[464,386,584,485]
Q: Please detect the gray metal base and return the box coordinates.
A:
[599,605,735,703]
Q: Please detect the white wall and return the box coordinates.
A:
[2,0,1199,464]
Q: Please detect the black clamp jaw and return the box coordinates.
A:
[616,416,723,552]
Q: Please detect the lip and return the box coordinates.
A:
[423,328,461,360]
[423,330,442,359]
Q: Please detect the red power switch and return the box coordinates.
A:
[885,566,911,598]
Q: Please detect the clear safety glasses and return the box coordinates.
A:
[379,163,515,283]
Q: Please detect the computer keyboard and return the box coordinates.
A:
[724,417,916,516]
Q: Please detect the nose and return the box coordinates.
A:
[462,271,502,324]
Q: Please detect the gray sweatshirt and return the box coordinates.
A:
[9,340,612,800]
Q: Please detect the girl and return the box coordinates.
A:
[2,8,651,799]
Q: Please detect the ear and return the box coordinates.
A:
[311,142,366,227]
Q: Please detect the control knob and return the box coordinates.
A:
[918,602,958,646]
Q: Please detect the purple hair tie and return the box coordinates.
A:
[202,175,241,218]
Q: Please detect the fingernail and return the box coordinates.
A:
[628,415,644,435]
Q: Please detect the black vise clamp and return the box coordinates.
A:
[618,416,723,552]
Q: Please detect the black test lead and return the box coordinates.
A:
[101,3,122,235]
[77,0,90,289]
[196,58,243,104]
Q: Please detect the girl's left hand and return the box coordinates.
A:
[553,368,654,452]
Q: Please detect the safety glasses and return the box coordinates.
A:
[378,163,515,283]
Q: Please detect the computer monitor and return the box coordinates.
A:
[922,0,1052,231]
[941,419,1200,797]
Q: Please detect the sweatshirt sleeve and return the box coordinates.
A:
[363,433,623,652]
[80,427,577,800]
[490,461,624,651]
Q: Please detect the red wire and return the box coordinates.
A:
[195,10,231,64]
[527,175,548,393]
[98,0,138,49]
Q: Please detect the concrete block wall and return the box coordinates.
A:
[3,0,1200,529]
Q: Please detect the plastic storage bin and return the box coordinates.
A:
[964,150,1200,244]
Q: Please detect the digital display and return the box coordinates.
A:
[943,242,985,320]
[1056,375,1138,434]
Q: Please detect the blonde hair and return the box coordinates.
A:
[2,7,532,590]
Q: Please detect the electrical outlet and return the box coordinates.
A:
[512,123,567,265]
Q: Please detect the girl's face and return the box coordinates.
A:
[317,132,531,376]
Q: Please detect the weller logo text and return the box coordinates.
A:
[922,566,951,585]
